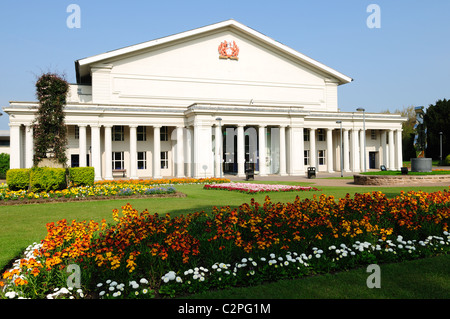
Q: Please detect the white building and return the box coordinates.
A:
[3,19,405,180]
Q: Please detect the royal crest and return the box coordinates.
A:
[218,40,239,60]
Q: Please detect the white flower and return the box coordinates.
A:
[241,258,247,263]
[176,276,182,283]
[99,291,105,297]
[96,283,103,287]
[5,291,17,299]
[140,278,149,285]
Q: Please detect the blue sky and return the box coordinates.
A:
[1,0,449,131]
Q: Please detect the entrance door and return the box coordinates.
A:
[369,152,377,169]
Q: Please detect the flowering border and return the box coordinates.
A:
[204,182,320,193]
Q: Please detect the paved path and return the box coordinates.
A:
[225,169,450,188]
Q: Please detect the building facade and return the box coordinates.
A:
[4,20,405,180]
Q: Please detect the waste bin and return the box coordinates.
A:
[307,167,316,179]
[245,163,255,181]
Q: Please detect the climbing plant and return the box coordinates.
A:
[33,73,69,166]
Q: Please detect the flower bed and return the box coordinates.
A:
[203,182,320,193]
[0,178,230,204]
[1,189,449,299]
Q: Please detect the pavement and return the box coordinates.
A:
[225,168,450,188]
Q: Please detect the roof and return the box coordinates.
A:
[75,19,353,85]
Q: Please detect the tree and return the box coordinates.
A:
[33,73,69,166]
[424,99,450,161]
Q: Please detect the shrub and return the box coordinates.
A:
[445,154,450,166]
[30,167,67,192]
[6,169,31,190]
[68,167,95,186]
[0,153,9,179]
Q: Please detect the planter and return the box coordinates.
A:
[410,158,432,172]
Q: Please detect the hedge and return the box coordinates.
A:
[68,167,95,186]
[30,167,67,192]
[0,153,9,179]
[445,154,450,166]
[6,169,31,191]
[6,167,97,191]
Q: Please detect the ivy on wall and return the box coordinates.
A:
[33,73,69,167]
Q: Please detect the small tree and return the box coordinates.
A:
[33,73,69,167]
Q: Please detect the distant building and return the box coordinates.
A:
[3,20,405,180]
[0,130,10,154]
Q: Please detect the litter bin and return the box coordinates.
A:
[307,167,316,179]
[245,163,255,181]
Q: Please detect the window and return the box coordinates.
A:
[304,150,310,166]
[71,154,79,168]
[137,151,147,170]
[112,152,124,170]
[113,126,124,141]
[161,151,168,169]
[137,126,146,141]
[160,126,169,141]
[303,129,309,141]
[74,126,79,140]
[318,150,326,165]
[371,130,377,140]
[318,129,326,141]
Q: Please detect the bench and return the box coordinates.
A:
[112,169,127,177]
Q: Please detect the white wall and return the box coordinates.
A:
[89,29,335,111]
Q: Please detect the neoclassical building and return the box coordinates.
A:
[4,19,405,180]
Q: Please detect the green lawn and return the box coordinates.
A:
[1,183,448,270]
[187,254,450,299]
[1,182,449,299]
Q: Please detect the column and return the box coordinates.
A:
[214,124,223,177]
[388,129,395,170]
[326,128,334,173]
[258,125,267,176]
[153,126,161,179]
[103,125,113,180]
[185,126,193,178]
[381,130,387,167]
[309,128,316,169]
[25,125,34,168]
[351,129,360,172]
[177,126,185,178]
[9,124,21,169]
[129,125,138,179]
[79,125,87,167]
[359,129,365,172]
[193,122,213,178]
[343,128,350,172]
[396,129,403,169]
[279,125,287,176]
[90,124,102,181]
[237,124,245,177]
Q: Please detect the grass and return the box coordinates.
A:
[1,182,449,298]
[187,254,450,299]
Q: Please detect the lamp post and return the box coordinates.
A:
[336,120,343,177]
[439,132,443,166]
[356,108,366,172]
[216,117,223,178]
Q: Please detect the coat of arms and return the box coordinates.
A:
[218,40,239,60]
